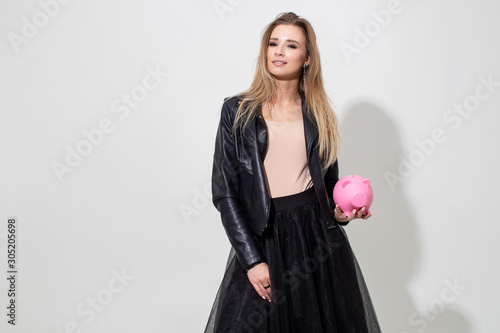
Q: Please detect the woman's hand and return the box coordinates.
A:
[246,262,272,302]
[334,205,373,223]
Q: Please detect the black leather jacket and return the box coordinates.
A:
[211,92,347,271]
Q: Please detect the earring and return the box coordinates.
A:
[302,65,306,83]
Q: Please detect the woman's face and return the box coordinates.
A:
[267,24,310,81]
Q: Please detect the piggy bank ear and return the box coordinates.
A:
[362,179,371,186]
[342,180,351,188]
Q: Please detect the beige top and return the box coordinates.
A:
[263,116,313,198]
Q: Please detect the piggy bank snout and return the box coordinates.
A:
[351,193,367,207]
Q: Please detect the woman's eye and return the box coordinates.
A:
[268,42,297,49]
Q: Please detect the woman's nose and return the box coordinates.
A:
[275,45,284,56]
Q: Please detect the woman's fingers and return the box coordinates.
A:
[258,282,272,302]
[362,210,374,220]
[357,207,373,220]
[247,263,272,302]
[335,205,374,221]
[334,205,349,222]
[263,281,272,301]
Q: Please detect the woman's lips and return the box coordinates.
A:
[272,60,287,66]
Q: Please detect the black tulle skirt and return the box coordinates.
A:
[204,186,381,333]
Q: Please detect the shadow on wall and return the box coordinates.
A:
[338,101,471,333]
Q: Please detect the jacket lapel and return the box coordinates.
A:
[300,93,319,160]
[255,104,268,160]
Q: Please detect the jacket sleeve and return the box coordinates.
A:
[211,97,265,271]
[323,159,349,226]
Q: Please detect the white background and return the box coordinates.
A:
[1,0,499,332]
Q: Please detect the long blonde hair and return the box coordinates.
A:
[230,12,340,170]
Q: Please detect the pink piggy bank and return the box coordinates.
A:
[333,175,373,217]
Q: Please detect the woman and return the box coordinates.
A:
[205,12,381,333]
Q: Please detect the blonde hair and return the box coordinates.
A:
[229,12,340,170]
